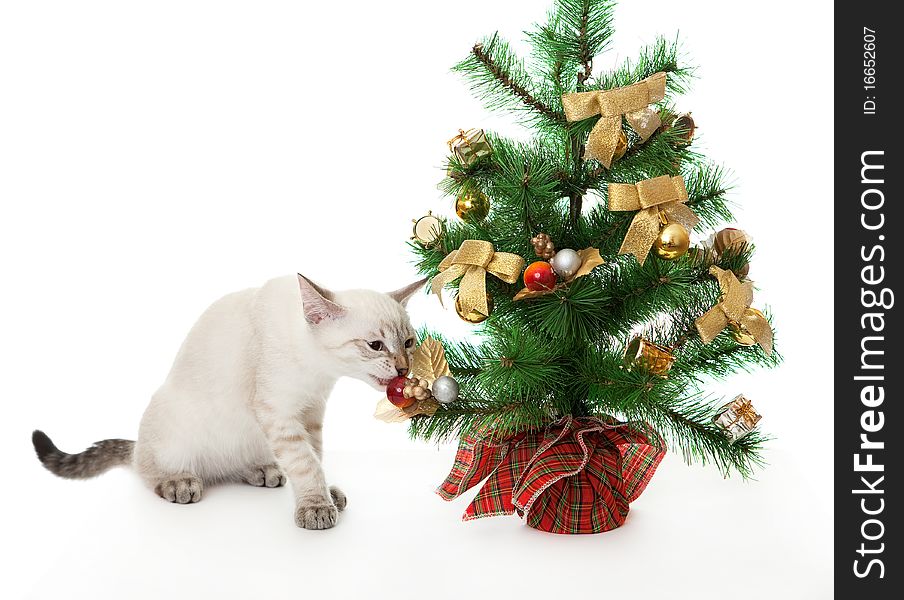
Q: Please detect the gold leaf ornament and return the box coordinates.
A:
[410,335,451,384]
[571,248,605,279]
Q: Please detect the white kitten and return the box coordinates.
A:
[33,274,424,529]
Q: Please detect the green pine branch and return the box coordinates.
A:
[455,34,567,127]
[410,328,561,443]
[594,35,693,94]
[527,11,576,102]
[641,396,769,479]
[577,347,769,477]
[552,0,616,86]
[475,322,570,399]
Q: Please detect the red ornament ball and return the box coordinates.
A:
[523,261,557,291]
[386,376,414,408]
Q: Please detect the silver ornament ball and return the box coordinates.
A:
[431,375,459,404]
[550,248,582,279]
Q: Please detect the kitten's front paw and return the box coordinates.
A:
[155,475,203,504]
[329,485,347,512]
[295,498,339,530]
[242,464,286,488]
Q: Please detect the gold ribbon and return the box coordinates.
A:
[608,175,698,265]
[431,240,525,316]
[695,267,774,355]
[447,129,470,151]
[561,72,667,168]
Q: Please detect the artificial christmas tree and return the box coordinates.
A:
[387,0,780,534]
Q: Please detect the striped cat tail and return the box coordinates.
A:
[32,430,134,479]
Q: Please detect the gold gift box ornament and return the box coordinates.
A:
[712,395,762,443]
[622,336,675,377]
[448,128,493,166]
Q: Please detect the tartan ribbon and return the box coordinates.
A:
[695,266,774,355]
[608,175,698,265]
[430,240,525,316]
[561,72,667,168]
[437,415,666,534]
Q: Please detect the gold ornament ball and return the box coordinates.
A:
[455,294,493,324]
[729,308,765,346]
[455,189,490,223]
[654,222,690,260]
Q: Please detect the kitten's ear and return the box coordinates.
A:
[387,278,428,307]
[297,274,347,325]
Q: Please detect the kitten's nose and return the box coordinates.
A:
[397,367,409,377]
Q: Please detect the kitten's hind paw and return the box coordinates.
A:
[242,464,286,488]
[329,485,347,512]
[295,498,339,530]
[155,475,203,504]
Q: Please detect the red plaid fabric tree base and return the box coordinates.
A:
[437,415,666,534]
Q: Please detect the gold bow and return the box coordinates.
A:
[431,240,525,316]
[608,175,698,265]
[695,266,774,355]
[561,72,667,168]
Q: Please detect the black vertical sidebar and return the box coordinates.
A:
[836,3,901,597]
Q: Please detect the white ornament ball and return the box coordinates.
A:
[550,248,582,279]
[431,375,459,404]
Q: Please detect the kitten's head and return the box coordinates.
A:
[297,274,424,391]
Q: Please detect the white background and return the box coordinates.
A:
[0,1,833,598]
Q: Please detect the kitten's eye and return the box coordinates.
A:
[368,341,385,351]
[404,338,415,349]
